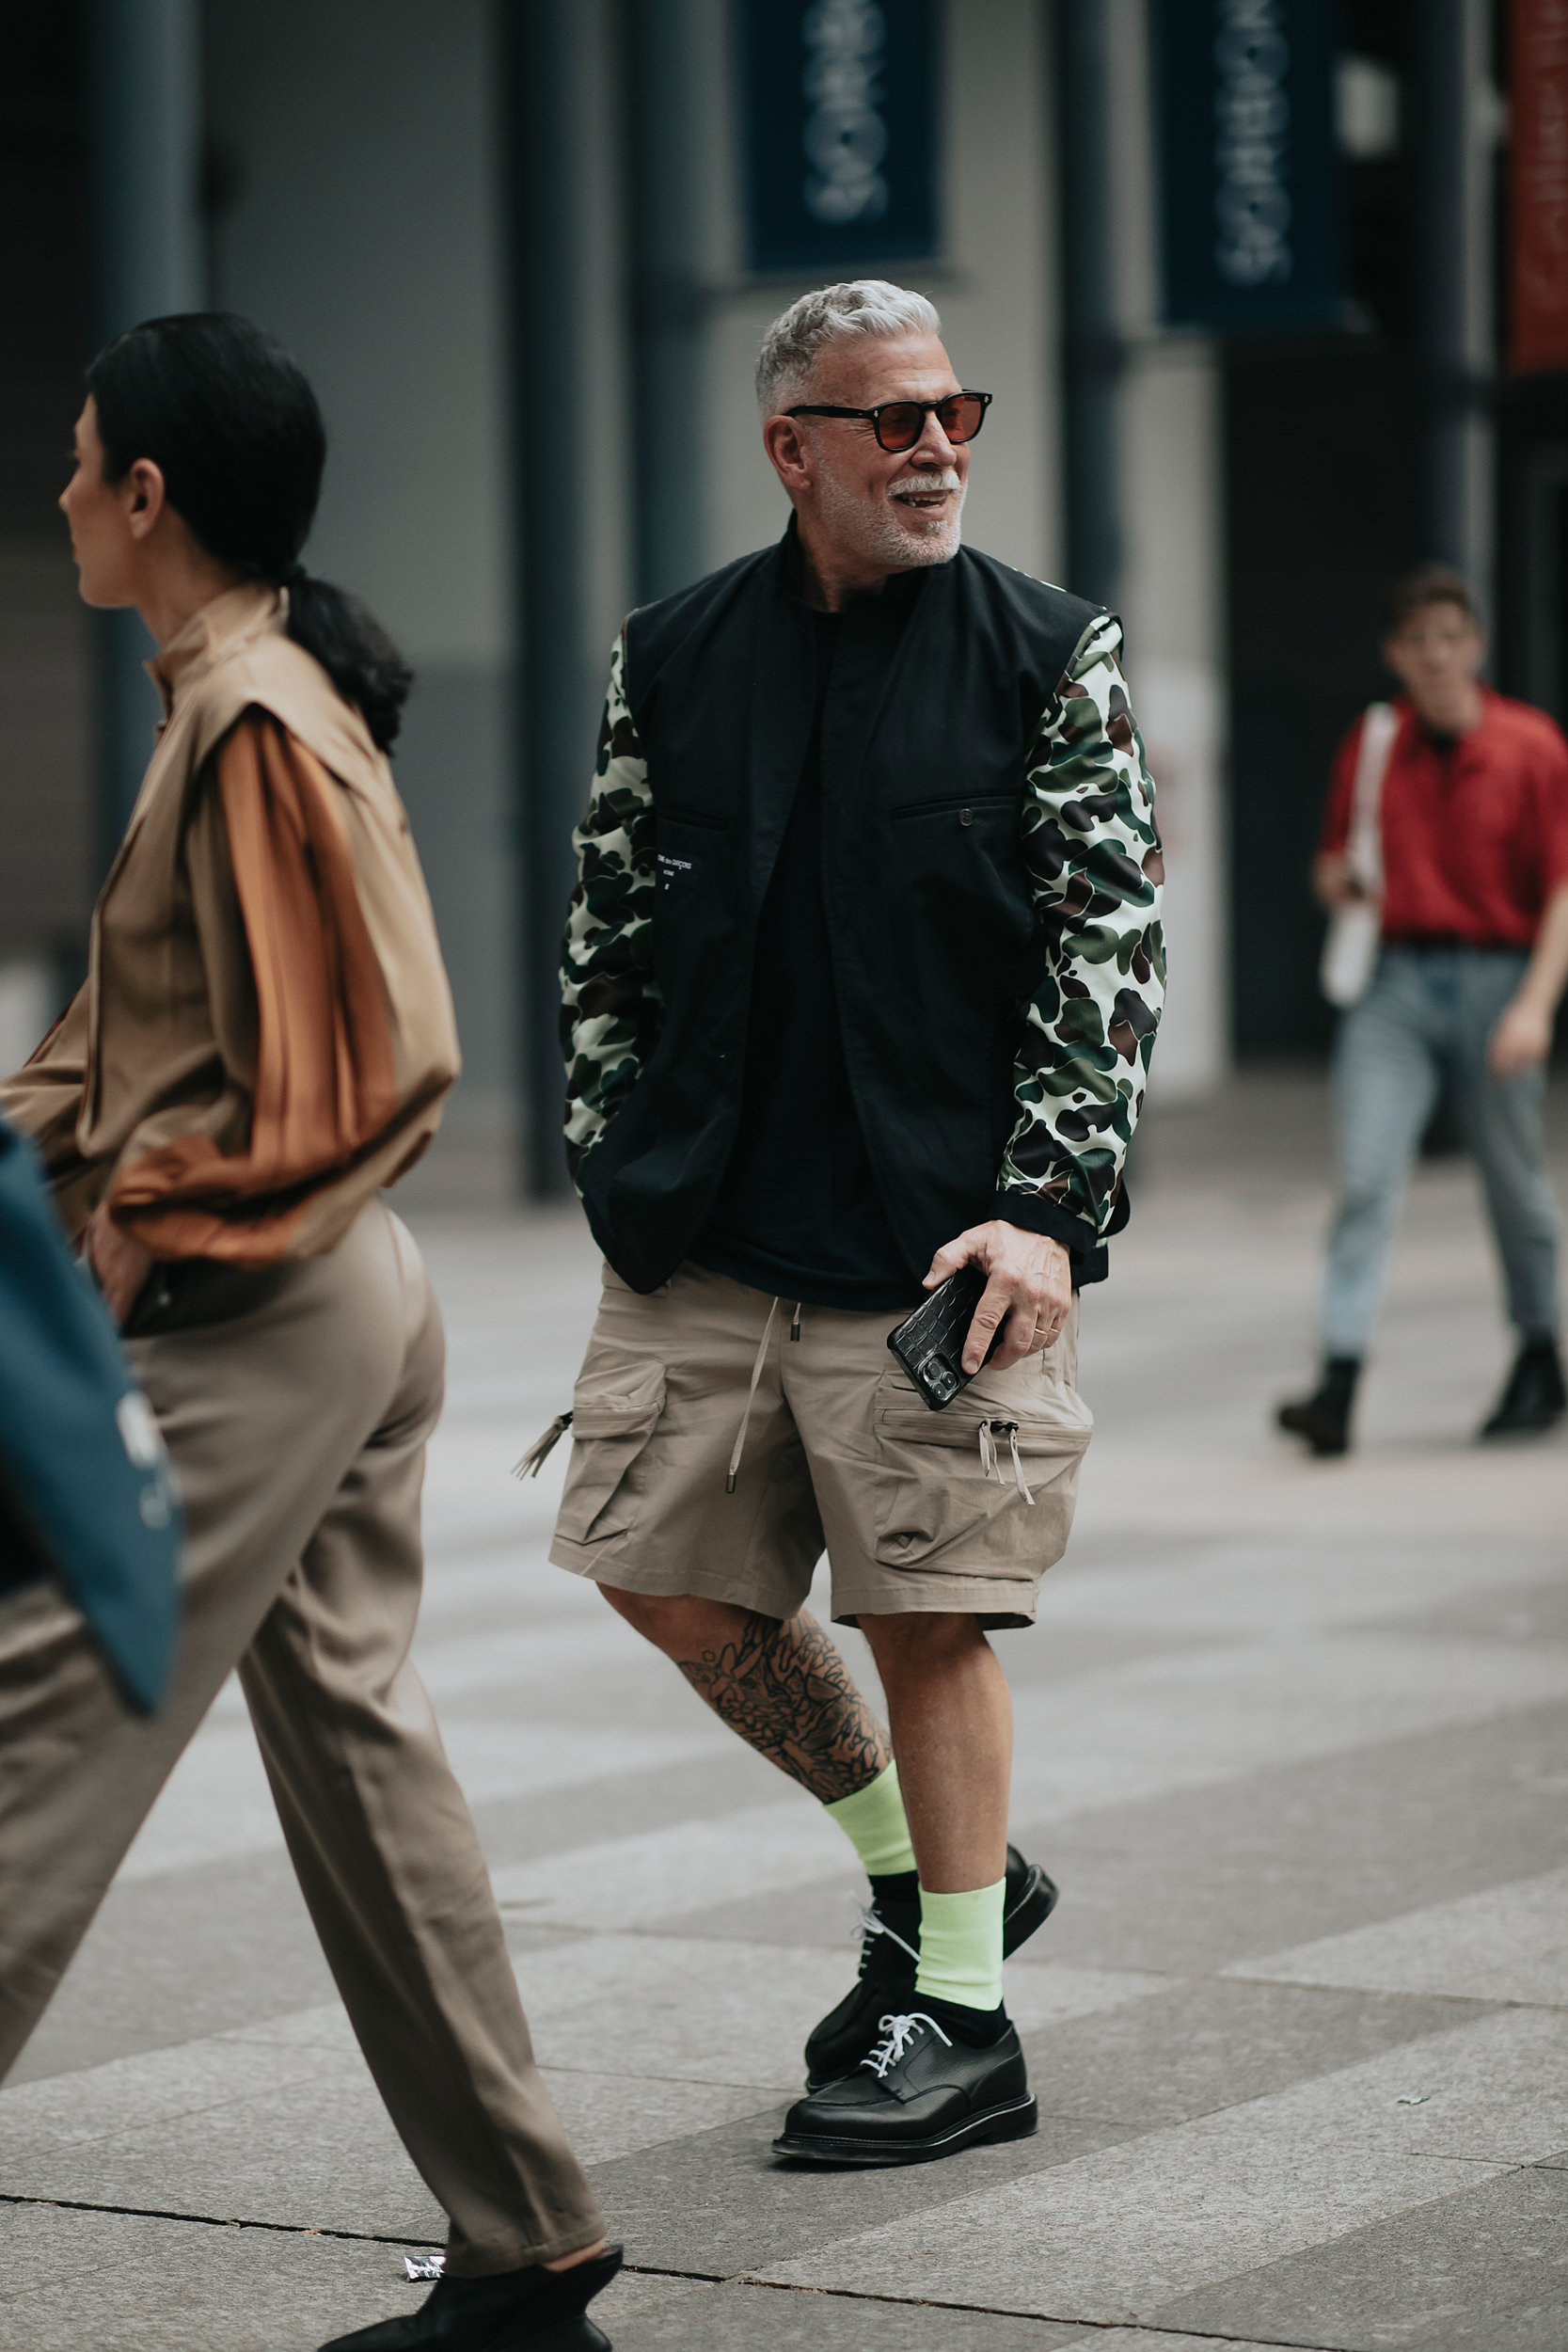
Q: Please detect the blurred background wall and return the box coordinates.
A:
[1,0,1563,1197]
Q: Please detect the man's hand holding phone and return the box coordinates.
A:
[923,1222,1072,1373]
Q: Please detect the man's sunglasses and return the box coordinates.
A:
[784,390,992,454]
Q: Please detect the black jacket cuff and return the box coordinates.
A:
[994,1191,1102,1256]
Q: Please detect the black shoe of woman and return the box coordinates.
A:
[1276,1358,1361,1456]
[1480,1340,1568,1438]
[316,2247,623,2351]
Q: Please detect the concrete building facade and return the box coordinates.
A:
[1,1,1547,1193]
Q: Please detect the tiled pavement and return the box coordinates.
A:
[2,1074,1566,2351]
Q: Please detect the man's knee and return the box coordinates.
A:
[859,1610,988,1677]
[597,1582,754,1659]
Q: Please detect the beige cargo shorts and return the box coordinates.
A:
[546,1260,1094,1629]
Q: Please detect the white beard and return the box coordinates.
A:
[813,457,966,572]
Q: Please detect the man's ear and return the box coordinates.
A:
[762,414,811,494]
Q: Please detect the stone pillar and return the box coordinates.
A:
[627,0,715,602]
[1417,0,1497,617]
[84,0,203,870]
[507,2,606,1195]
[1119,346,1228,1102]
[1055,0,1123,610]
[1102,0,1228,1102]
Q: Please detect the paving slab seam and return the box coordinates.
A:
[721,2274,1342,2347]
[0,2191,444,2251]
[619,2264,729,2286]
[1220,1975,1568,2014]
[535,2060,789,2094]
[617,2266,1336,2348]
[1063,1963,1513,2010]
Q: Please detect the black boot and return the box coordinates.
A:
[801,1845,1057,2090]
[1480,1338,1567,1439]
[316,2246,624,2351]
[1276,1358,1360,1456]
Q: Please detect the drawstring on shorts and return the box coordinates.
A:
[726,1298,785,1492]
[521,1307,1037,1514]
[513,1410,573,1480]
[978,1418,1035,1505]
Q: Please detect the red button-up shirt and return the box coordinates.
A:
[1321,690,1568,946]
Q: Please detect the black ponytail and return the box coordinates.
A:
[87,313,413,750]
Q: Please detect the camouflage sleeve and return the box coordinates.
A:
[560,632,663,1180]
[999,612,1165,1243]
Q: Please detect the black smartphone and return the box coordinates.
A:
[886,1264,1004,1410]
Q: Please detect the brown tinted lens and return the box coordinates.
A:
[940,393,987,442]
[875,403,924,451]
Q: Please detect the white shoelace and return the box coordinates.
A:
[861,2010,953,2079]
[978,1418,1036,1504]
[854,1902,920,1969]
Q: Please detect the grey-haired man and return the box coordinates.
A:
[536,280,1164,2164]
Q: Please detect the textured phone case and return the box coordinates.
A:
[886,1265,1001,1410]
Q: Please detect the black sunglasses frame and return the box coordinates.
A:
[784,390,992,454]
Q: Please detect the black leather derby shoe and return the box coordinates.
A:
[316,2246,623,2351]
[802,1845,1057,2090]
[776,2010,1036,2165]
[802,1894,919,2093]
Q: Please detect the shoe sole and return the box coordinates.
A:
[771,2091,1037,2168]
[1003,1862,1058,1956]
[497,2318,612,2352]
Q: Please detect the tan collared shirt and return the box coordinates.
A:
[2,584,459,1263]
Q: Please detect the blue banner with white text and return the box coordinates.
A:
[1154,0,1344,333]
[741,0,940,276]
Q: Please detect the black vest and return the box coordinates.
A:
[578,529,1101,1294]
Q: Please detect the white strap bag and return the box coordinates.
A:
[1320,701,1398,1009]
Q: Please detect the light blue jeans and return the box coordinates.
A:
[1323,947,1560,1357]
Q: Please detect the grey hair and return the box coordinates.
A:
[755,279,942,414]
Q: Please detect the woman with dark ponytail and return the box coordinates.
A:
[0,317,621,2352]
[89,311,414,748]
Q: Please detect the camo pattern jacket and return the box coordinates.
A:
[561,611,1164,1244]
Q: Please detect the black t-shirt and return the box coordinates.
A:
[690,610,919,1311]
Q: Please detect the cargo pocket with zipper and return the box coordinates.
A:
[555,1358,668,1544]
[871,1363,1093,1575]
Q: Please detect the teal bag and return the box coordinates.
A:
[0,1118,181,1711]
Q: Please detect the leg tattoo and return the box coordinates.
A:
[673,1611,891,1801]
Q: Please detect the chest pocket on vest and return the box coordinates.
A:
[889,790,1035,977]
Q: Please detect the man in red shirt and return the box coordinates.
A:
[1278,564,1568,1454]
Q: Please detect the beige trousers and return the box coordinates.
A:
[0,1202,601,2273]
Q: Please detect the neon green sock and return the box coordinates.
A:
[821,1759,917,1879]
[913,1878,1006,2011]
